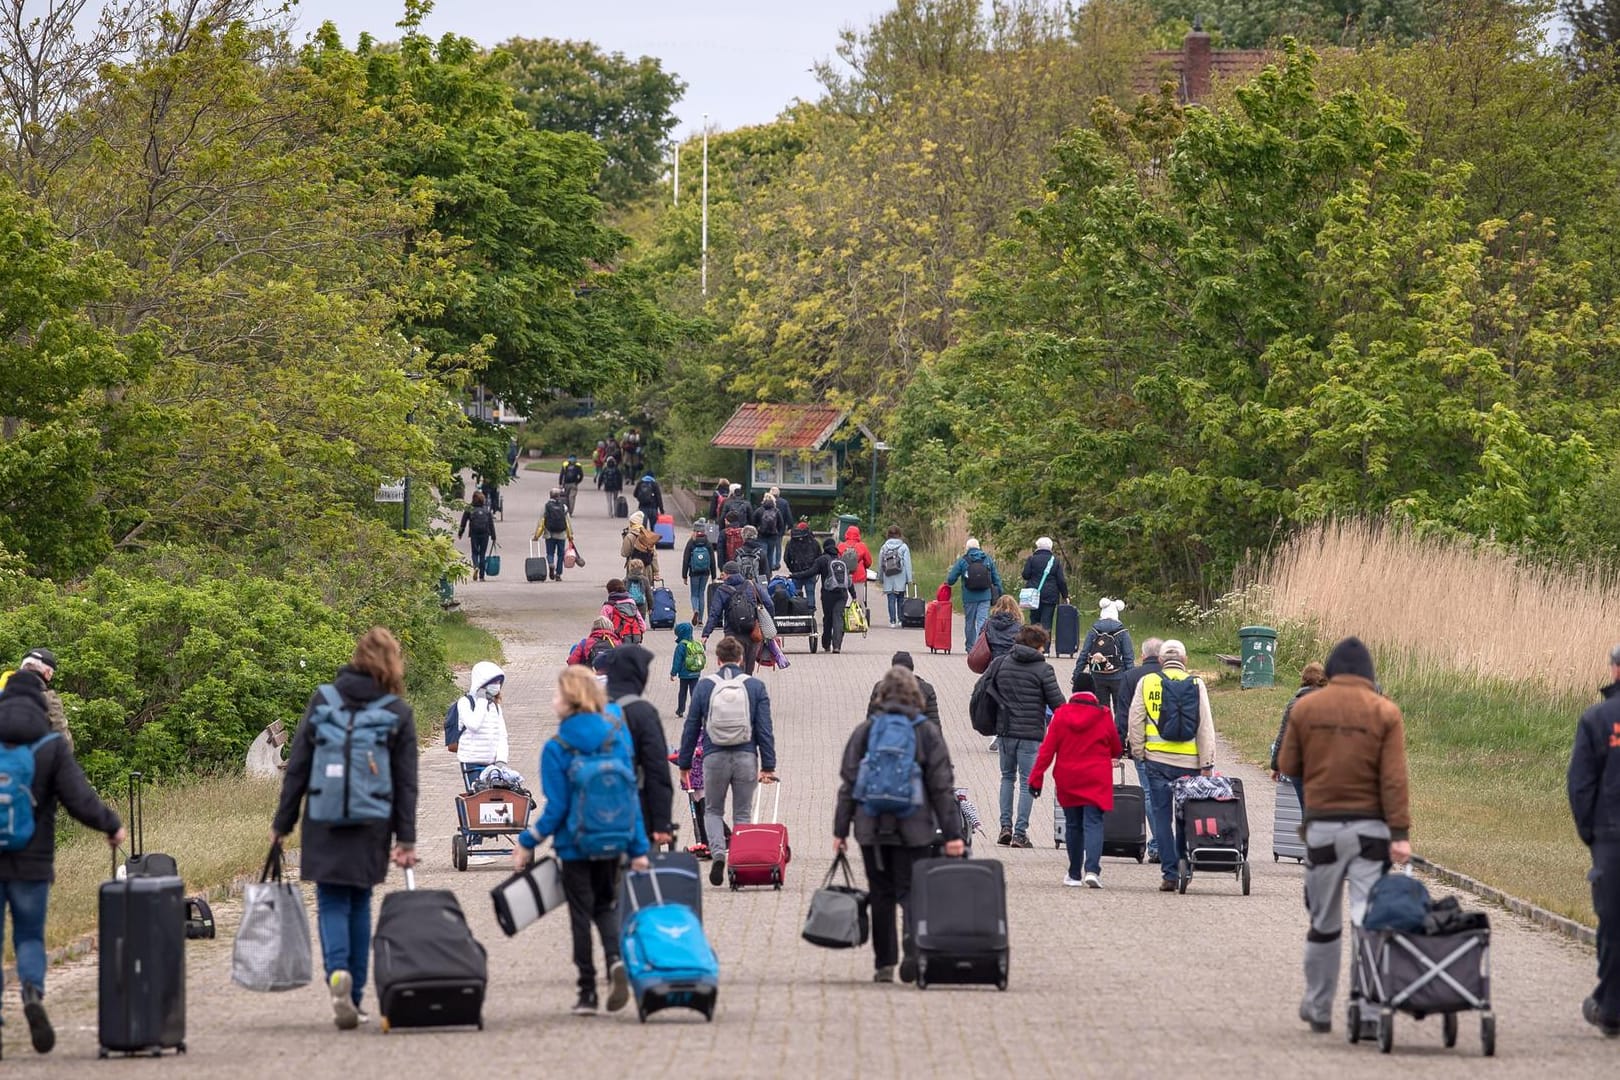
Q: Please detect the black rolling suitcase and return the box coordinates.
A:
[900,583,927,628]
[525,541,549,582]
[1053,604,1081,657]
[1055,763,1147,862]
[615,495,629,518]
[619,850,704,922]
[373,869,487,1032]
[123,771,179,878]
[99,860,187,1057]
[909,857,1009,990]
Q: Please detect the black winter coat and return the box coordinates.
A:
[984,611,1022,659]
[784,527,821,575]
[867,676,941,726]
[1115,657,1162,741]
[1570,682,1620,845]
[834,705,960,848]
[987,645,1065,740]
[0,670,121,881]
[602,646,676,839]
[1021,550,1068,605]
[272,667,418,888]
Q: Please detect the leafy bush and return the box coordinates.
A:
[532,414,606,457]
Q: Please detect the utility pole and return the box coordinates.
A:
[672,140,679,206]
[701,113,709,297]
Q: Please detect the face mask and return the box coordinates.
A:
[483,681,503,700]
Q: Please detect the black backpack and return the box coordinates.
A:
[635,480,655,504]
[543,499,568,534]
[467,506,495,536]
[963,557,991,592]
[724,585,758,634]
[757,510,781,537]
[1090,627,1125,674]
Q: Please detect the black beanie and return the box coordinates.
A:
[891,651,914,671]
[1324,637,1376,682]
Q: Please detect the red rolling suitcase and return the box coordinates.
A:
[925,583,954,654]
[727,783,790,890]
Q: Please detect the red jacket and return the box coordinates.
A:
[838,526,873,580]
[1029,692,1122,810]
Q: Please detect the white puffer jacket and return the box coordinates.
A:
[456,660,509,765]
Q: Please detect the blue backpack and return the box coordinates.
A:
[555,717,638,858]
[1363,870,1431,932]
[690,543,713,575]
[443,693,473,750]
[1155,675,1202,743]
[0,733,60,851]
[853,712,926,818]
[305,686,401,825]
[629,579,646,605]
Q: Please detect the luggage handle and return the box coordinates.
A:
[404,867,416,891]
[823,850,856,888]
[529,539,543,558]
[750,778,783,825]
[260,842,285,884]
[126,771,145,859]
[623,860,667,914]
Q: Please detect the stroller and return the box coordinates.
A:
[451,763,534,872]
[1349,918,1496,1055]
[1174,776,1250,895]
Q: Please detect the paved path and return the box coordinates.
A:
[12,465,1615,1077]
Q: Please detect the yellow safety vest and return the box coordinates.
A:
[1141,669,1200,757]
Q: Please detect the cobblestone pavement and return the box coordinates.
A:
[11,466,1615,1077]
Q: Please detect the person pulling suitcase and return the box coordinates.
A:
[0,656,125,1059]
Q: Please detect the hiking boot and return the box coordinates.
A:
[605,961,630,1013]
[873,966,894,983]
[1584,996,1620,1037]
[1159,879,1178,892]
[1009,833,1032,849]
[572,989,599,1016]
[709,855,727,886]
[1299,1004,1331,1034]
[21,985,53,1054]
[898,958,917,984]
[329,971,359,1030]
[1083,872,1102,889]
[1063,875,1084,887]
[997,829,1012,846]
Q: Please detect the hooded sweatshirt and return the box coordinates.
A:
[0,669,121,881]
[838,526,873,580]
[670,623,703,680]
[456,661,508,764]
[602,644,675,838]
[877,537,912,593]
[984,610,1023,658]
[1278,637,1411,840]
[524,709,649,861]
[1029,691,1123,809]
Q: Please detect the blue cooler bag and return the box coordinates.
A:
[483,554,501,578]
[619,869,718,1022]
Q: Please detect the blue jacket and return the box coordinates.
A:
[945,550,1003,604]
[1078,619,1134,681]
[670,623,701,681]
[1570,682,1620,845]
[522,710,649,860]
[677,665,775,771]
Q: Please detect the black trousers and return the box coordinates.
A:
[859,844,929,970]
[822,590,849,651]
[561,858,622,991]
[1594,841,1620,1023]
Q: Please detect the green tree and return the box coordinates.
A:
[1149,0,1431,47]
[498,36,686,207]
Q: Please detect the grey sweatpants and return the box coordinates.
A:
[1301,818,1391,1023]
[702,750,758,859]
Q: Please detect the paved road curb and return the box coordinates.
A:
[1413,853,1596,949]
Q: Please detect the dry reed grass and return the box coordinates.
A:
[1252,519,1620,695]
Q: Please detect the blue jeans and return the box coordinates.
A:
[469,534,491,579]
[1143,760,1199,881]
[0,879,50,1008]
[689,574,709,621]
[766,535,782,571]
[315,883,373,1006]
[1063,805,1106,878]
[886,591,905,624]
[545,537,566,576]
[998,737,1040,835]
[1031,602,1057,650]
[963,600,989,648]
[1134,759,1161,853]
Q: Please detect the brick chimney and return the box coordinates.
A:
[1182,21,1212,105]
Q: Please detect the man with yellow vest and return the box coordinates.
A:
[1128,639,1216,891]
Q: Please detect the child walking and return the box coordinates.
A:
[670,622,705,718]
[1027,671,1122,888]
[514,665,650,1015]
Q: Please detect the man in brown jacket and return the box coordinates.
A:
[1278,636,1411,1035]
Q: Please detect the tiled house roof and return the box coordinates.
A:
[710,404,850,451]
[1135,30,1273,104]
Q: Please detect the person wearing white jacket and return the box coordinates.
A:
[456,661,509,790]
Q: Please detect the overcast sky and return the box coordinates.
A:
[297,1,893,134]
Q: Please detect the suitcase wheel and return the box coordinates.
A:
[1241,863,1251,895]
[1481,1011,1496,1057]
[452,833,468,872]
[1177,858,1190,894]
[809,639,818,653]
[1442,1011,1458,1048]
[1377,1008,1394,1053]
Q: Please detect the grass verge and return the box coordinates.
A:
[47,775,284,951]
[441,609,504,668]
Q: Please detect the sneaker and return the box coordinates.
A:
[1083,872,1102,889]
[988,738,1001,752]
[329,971,360,1030]
[605,961,630,1013]
[1009,833,1033,849]
[355,1010,371,1026]
[873,966,895,983]
[898,958,917,984]
[1584,996,1620,1037]
[572,989,599,1016]
[1299,1004,1331,1035]
[1159,879,1178,892]
[20,985,54,1054]
[1063,875,1084,887]
[709,855,726,886]
[997,829,1012,846]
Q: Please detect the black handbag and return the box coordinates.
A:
[801,851,870,949]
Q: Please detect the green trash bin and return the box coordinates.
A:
[835,513,861,540]
[1239,626,1278,689]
